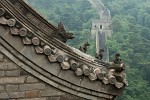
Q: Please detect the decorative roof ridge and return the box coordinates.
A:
[0,1,128,96]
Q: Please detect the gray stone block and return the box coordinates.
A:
[47,97,61,100]
[100,84,123,96]
[41,59,61,76]
[0,77,25,84]
[92,91,113,99]
[19,98,47,100]
[6,84,19,92]
[79,87,91,94]
[19,83,45,91]
[0,62,18,71]
[0,93,9,99]
[0,85,4,92]
[77,92,97,100]
[0,25,9,37]
[59,70,83,86]
[40,88,65,97]
[0,53,4,62]
[58,84,78,96]
[8,92,25,99]
[5,70,20,76]
[26,76,39,83]
[20,46,46,67]
[80,77,102,92]
[71,85,80,91]
[0,71,5,76]
[20,70,29,76]
[2,31,24,52]
[51,76,71,87]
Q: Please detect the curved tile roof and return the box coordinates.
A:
[0,0,128,99]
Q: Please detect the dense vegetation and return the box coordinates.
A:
[101,0,150,99]
[26,0,150,100]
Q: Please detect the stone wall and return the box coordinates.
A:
[0,52,85,100]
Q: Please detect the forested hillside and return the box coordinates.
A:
[26,0,150,100]
[101,0,150,100]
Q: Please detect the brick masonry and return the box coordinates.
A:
[0,53,86,100]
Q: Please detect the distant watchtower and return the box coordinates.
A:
[91,8,112,61]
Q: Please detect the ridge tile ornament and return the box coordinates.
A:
[0,8,128,88]
[95,48,105,60]
[79,42,90,53]
[0,5,128,91]
[55,21,75,43]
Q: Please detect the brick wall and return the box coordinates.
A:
[0,52,85,100]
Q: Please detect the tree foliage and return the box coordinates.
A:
[102,0,150,100]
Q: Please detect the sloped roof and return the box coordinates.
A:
[0,0,127,100]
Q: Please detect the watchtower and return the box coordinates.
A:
[91,8,113,61]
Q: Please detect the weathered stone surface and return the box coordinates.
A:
[0,85,4,92]
[0,53,4,62]
[0,71,5,76]
[20,70,29,76]
[0,62,18,71]
[26,90,39,98]
[9,92,25,98]
[42,59,61,76]
[5,70,20,76]
[80,77,102,92]
[59,70,83,86]
[47,97,61,100]
[20,46,46,67]
[6,19,16,27]
[58,84,78,96]
[6,84,19,92]
[0,93,9,99]
[19,83,45,91]
[0,25,9,37]
[19,98,47,100]
[3,32,25,51]
[26,76,39,83]
[40,86,65,97]
[79,87,91,94]
[77,92,97,100]
[101,84,123,96]
[71,85,80,91]
[0,77,25,84]
[51,76,71,87]
[19,28,27,36]
[53,95,86,100]
[92,91,113,99]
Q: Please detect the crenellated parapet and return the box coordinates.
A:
[0,0,128,100]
